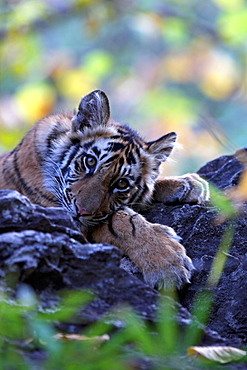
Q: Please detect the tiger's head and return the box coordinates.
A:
[43,90,176,231]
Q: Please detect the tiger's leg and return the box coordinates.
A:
[90,207,194,289]
[153,173,209,205]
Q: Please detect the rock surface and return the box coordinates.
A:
[144,149,247,346]
[0,149,247,353]
[0,190,157,322]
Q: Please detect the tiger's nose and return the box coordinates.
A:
[76,203,92,216]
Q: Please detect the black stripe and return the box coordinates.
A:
[126,151,136,165]
[122,135,133,144]
[2,150,15,174]
[99,153,108,161]
[107,142,125,152]
[92,146,101,157]
[129,188,142,205]
[84,140,94,150]
[53,175,64,187]
[117,124,144,146]
[118,157,124,167]
[134,184,149,204]
[128,177,147,205]
[117,128,129,135]
[104,154,119,165]
[136,175,142,185]
[129,214,136,237]
[121,167,128,176]
[107,213,119,238]
[71,137,81,146]
[46,122,67,152]
[60,143,81,171]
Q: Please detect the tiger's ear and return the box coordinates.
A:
[146,132,177,163]
[71,90,110,132]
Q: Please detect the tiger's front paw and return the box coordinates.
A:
[180,173,210,204]
[135,223,194,289]
[154,173,210,205]
[91,208,194,289]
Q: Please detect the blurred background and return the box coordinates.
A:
[1,0,247,176]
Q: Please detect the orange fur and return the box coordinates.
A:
[0,90,209,288]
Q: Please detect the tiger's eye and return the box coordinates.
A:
[115,178,130,190]
[85,156,97,168]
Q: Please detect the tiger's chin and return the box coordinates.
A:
[73,211,110,234]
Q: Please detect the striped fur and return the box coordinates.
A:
[0,90,176,231]
[0,90,209,288]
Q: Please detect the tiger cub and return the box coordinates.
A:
[0,90,209,288]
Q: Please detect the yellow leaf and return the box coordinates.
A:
[15,82,56,123]
[188,346,246,364]
[56,68,96,100]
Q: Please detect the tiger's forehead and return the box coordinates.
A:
[70,125,145,175]
[79,135,142,167]
[74,121,144,146]
[74,122,144,157]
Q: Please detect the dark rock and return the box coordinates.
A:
[0,189,86,244]
[0,190,157,321]
[143,151,247,346]
[1,149,247,355]
[0,190,219,347]
[197,148,246,189]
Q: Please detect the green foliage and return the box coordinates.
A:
[0,289,182,369]
[0,287,92,369]
[0,279,246,369]
[1,0,247,175]
[209,184,236,219]
[218,8,247,44]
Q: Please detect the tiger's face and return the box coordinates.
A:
[42,91,176,231]
[60,129,158,228]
